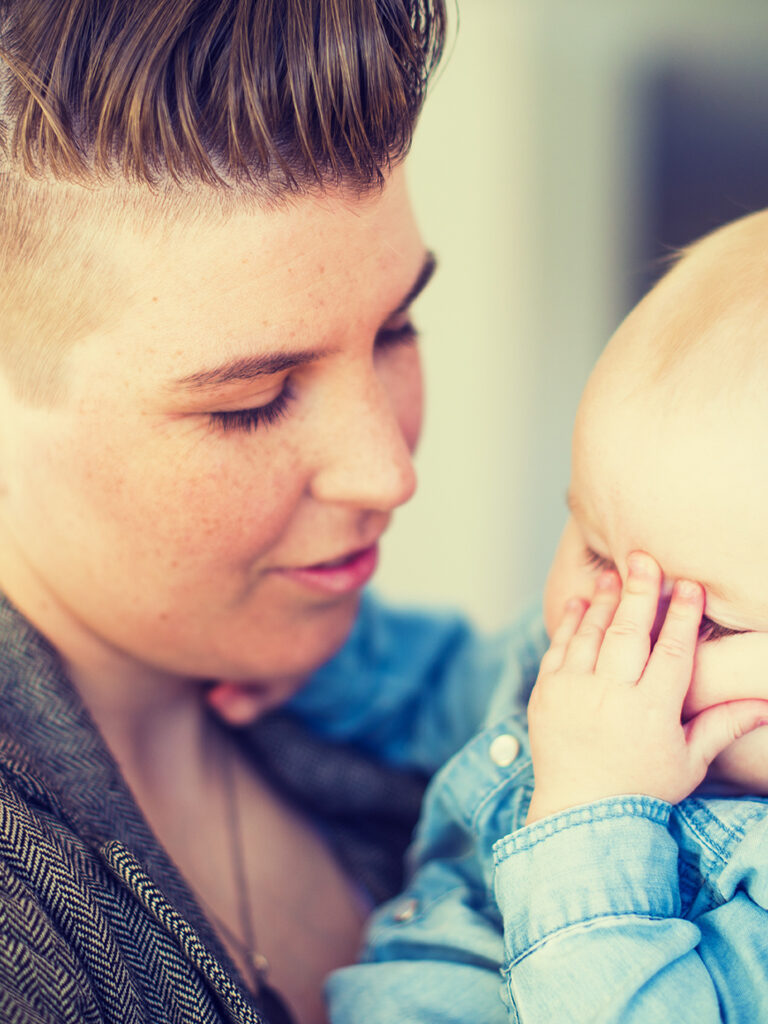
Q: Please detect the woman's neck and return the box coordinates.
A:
[69,657,216,801]
[0,538,216,790]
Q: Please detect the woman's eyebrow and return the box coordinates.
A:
[170,251,438,394]
[171,350,326,392]
[390,250,437,316]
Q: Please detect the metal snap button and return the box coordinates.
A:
[489,733,520,767]
[393,898,419,923]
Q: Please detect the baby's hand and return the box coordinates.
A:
[206,681,266,724]
[526,552,768,824]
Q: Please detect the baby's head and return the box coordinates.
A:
[544,209,768,793]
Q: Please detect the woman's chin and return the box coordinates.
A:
[219,593,361,686]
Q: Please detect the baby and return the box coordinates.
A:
[327,208,768,1022]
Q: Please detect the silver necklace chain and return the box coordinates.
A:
[195,739,297,1023]
[200,741,270,996]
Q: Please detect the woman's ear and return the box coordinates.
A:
[0,372,15,499]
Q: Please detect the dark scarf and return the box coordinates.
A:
[0,594,428,1021]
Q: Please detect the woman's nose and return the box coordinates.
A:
[309,383,418,512]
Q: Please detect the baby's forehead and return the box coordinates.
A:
[573,358,768,625]
[572,214,768,621]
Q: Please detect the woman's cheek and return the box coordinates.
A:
[386,346,423,454]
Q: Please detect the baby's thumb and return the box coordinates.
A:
[685,698,768,767]
[205,680,268,724]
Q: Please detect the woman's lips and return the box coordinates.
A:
[281,544,379,595]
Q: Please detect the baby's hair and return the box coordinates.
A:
[596,207,768,409]
[0,0,446,402]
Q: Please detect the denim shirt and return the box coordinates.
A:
[286,591,532,774]
[327,610,768,1024]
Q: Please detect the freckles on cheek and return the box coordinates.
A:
[27,433,124,519]
[149,447,307,554]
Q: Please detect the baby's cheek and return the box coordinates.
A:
[708,726,768,795]
[543,525,582,637]
[542,585,561,640]
[684,634,768,718]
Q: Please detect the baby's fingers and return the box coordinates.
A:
[643,579,703,699]
[685,699,768,771]
[595,553,661,682]
[538,597,588,674]
[561,570,621,673]
[206,681,265,724]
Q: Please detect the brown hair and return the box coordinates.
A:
[0,0,446,191]
[0,0,447,402]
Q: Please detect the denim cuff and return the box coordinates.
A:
[493,796,680,963]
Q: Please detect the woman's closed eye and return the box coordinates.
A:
[207,319,417,436]
[208,381,295,433]
[375,318,419,350]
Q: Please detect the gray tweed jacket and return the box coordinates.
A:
[0,596,427,1023]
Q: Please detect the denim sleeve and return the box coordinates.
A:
[325,718,534,1024]
[329,779,768,1023]
[287,592,546,774]
[326,853,510,1023]
[494,797,757,1022]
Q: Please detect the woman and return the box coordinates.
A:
[0,3,514,1022]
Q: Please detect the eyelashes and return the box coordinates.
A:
[208,383,295,434]
[375,322,419,348]
[582,546,746,643]
[697,618,746,643]
[206,321,418,435]
[584,548,615,574]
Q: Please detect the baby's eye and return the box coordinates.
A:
[698,616,749,643]
[584,547,616,573]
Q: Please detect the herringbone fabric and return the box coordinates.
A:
[0,595,427,1023]
[0,595,268,1023]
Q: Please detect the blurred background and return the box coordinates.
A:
[374,0,768,630]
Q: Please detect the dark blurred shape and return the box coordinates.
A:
[636,60,768,302]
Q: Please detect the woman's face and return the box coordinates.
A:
[0,168,430,698]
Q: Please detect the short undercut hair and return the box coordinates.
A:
[0,0,447,400]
